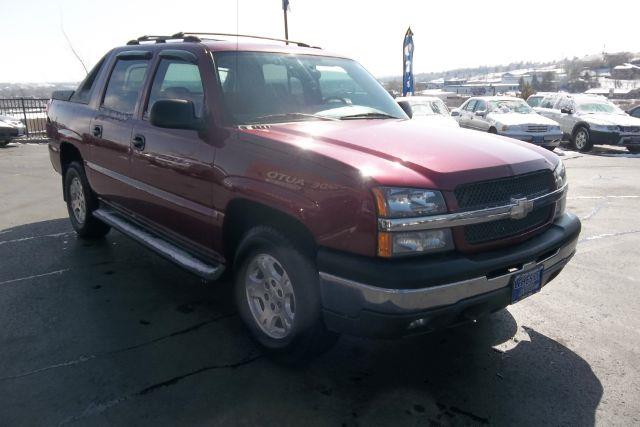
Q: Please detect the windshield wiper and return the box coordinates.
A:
[339,112,400,120]
[252,113,337,123]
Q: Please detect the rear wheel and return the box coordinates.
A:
[234,227,338,363]
[0,140,9,148]
[626,146,640,154]
[572,126,593,152]
[64,162,111,238]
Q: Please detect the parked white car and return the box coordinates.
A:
[0,115,25,147]
[535,93,640,153]
[452,96,562,150]
[395,96,459,128]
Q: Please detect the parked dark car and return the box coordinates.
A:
[47,33,580,360]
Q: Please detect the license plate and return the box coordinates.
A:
[511,266,543,303]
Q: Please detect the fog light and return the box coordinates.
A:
[408,318,429,329]
[392,229,454,255]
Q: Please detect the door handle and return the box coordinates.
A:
[92,125,102,138]
[132,134,146,150]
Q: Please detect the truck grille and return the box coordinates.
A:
[464,205,553,244]
[454,170,554,211]
[454,170,555,246]
[526,125,548,133]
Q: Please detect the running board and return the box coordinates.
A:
[93,208,224,281]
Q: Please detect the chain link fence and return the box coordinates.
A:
[0,98,49,141]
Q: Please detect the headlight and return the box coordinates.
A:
[553,160,566,189]
[553,160,567,219]
[373,187,453,257]
[372,187,447,218]
[592,124,619,132]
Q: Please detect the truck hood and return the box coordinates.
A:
[239,119,556,190]
[487,112,559,127]
[577,112,640,127]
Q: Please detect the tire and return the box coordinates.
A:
[234,226,338,363]
[0,140,9,148]
[64,161,111,238]
[488,127,497,134]
[626,146,640,154]
[572,126,593,152]
[544,146,556,152]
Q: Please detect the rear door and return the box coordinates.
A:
[128,49,216,249]
[88,51,151,209]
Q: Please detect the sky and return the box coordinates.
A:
[0,0,637,83]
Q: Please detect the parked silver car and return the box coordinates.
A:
[0,115,24,147]
[452,96,562,150]
[535,93,640,153]
[395,96,460,128]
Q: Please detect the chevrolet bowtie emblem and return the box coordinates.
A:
[509,197,534,220]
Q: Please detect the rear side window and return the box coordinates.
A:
[146,59,204,117]
[71,56,106,104]
[102,59,149,114]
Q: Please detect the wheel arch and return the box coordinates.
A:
[222,198,317,267]
[59,142,83,201]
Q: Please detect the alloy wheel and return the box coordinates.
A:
[69,176,86,224]
[245,253,296,339]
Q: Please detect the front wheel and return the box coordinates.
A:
[64,162,111,238]
[234,227,338,363]
[572,127,593,152]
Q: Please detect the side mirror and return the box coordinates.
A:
[450,110,460,117]
[397,101,413,118]
[560,108,573,114]
[150,99,204,131]
[475,110,487,117]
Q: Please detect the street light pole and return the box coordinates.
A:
[283,1,289,44]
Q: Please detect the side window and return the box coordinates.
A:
[631,108,640,119]
[540,96,556,109]
[102,59,149,114]
[147,59,204,118]
[71,56,106,104]
[474,100,487,112]
[557,97,573,111]
[465,100,477,111]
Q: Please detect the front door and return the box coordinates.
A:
[129,53,216,249]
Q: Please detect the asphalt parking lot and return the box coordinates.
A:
[1,142,639,426]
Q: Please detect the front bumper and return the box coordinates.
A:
[500,131,562,147]
[318,212,580,338]
[590,130,640,146]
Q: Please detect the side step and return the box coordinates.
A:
[93,208,224,281]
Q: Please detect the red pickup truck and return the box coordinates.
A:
[47,33,580,359]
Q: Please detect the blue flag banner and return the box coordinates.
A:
[283,0,290,11]
[402,27,414,96]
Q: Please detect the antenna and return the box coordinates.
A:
[59,9,88,75]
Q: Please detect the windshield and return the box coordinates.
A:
[488,99,533,114]
[409,100,450,117]
[527,96,543,107]
[213,51,406,124]
[576,101,623,114]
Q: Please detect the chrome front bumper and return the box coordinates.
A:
[318,213,580,336]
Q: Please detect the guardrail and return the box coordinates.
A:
[0,98,49,140]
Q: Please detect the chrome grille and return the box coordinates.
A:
[455,170,555,245]
[454,170,554,211]
[621,126,640,133]
[464,205,553,244]
[526,125,548,133]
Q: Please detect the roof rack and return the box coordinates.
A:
[173,32,321,49]
[126,34,202,45]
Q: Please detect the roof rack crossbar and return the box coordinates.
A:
[173,32,320,49]
[126,34,202,45]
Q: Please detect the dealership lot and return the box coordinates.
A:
[0,143,639,425]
